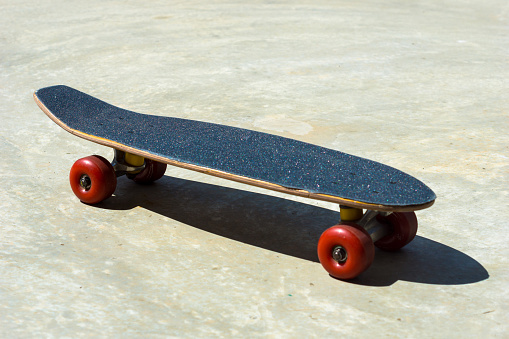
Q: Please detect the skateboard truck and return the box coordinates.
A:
[65,150,167,205]
[340,206,393,243]
[358,210,393,243]
[332,206,393,264]
[318,205,418,279]
[111,149,146,177]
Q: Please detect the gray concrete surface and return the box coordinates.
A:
[1,0,508,337]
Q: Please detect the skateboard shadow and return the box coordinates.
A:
[350,237,489,286]
[97,175,488,286]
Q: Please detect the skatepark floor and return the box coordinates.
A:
[1,0,507,337]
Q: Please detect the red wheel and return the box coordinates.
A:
[317,224,375,280]
[374,212,418,251]
[129,159,167,184]
[69,155,117,204]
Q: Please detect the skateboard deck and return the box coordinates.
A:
[34,85,435,212]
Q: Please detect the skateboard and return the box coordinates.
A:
[34,85,436,280]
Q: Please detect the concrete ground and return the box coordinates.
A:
[1,0,507,337]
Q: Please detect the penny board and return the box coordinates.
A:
[34,85,435,212]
